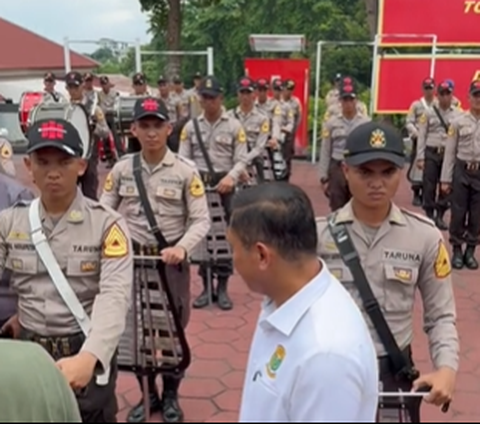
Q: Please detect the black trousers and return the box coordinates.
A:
[422,146,449,212]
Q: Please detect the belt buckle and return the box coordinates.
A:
[467,162,479,171]
[437,146,445,154]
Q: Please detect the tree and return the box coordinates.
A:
[363,0,378,38]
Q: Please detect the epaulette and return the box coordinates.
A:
[13,199,32,207]
[400,208,435,226]
[176,154,196,168]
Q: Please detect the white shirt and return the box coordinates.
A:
[239,262,379,422]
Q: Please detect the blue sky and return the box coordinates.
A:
[2,0,150,53]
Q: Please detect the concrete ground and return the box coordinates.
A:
[13,156,480,422]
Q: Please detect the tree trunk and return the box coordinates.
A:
[363,0,378,39]
[165,0,182,78]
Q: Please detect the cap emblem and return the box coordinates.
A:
[370,129,386,148]
[206,79,212,88]
[39,121,65,140]
[142,99,158,111]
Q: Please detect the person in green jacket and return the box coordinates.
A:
[0,339,82,422]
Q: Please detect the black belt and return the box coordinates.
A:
[457,159,480,171]
[426,145,445,154]
[199,170,227,186]
[20,327,85,358]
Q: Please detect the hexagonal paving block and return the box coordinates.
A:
[206,411,239,422]
[193,343,237,360]
[182,398,218,421]
[187,359,231,379]
[213,388,243,412]
[180,377,226,398]
[198,329,241,344]
[221,370,246,390]
[204,316,247,329]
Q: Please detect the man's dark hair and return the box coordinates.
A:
[230,182,318,260]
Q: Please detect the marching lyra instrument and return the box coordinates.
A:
[29,103,92,159]
[19,91,44,133]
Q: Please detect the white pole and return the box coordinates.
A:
[311,41,322,164]
[369,34,380,116]
[207,47,214,75]
[63,37,71,73]
[135,38,142,72]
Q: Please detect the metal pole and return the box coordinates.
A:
[311,41,322,164]
[63,37,71,73]
[207,47,214,75]
[369,34,380,116]
[135,38,142,72]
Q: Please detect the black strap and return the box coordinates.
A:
[132,153,169,249]
[192,118,217,183]
[51,91,59,103]
[432,105,449,133]
[327,215,418,381]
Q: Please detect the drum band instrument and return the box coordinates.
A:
[28,102,92,159]
[19,91,44,133]
[114,96,142,136]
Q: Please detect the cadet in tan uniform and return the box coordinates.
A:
[65,71,110,200]
[170,75,190,119]
[317,121,458,421]
[406,78,437,207]
[83,72,99,107]
[0,118,133,422]
[324,73,342,107]
[440,80,480,270]
[186,72,203,119]
[132,72,151,96]
[101,97,210,423]
[0,131,15,177]
[282,79,302,181]
[179,75,248,310]
[42,72,67,104]
[228,77,269,183]
[255,78,282,146]
[319,79,370,211]
[157,75,181,124]
[416,81,460,230]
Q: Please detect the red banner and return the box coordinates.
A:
[378,0,480,46]
[244,58,310,155]
[373,55,480,114]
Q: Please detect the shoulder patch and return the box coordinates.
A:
[102,222,129,258]
[273,105,281,116]
[400,208,435,226]
[189,174,205,197]
[448,125,455,137]
[321,127,330,139]
[237,128,246,143]
[96,108,105,120]
[180,126,188,142]
[434,240,451,279]
[418,113,427,124]
[0,143,12,159]
[104,172,114,192]
[261,120,270,133]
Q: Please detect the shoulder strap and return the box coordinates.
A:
[132,154,169,249]
[192,118,217,182]
[28,198,109,385]
[432,105,449,133]
[327,215,418,381]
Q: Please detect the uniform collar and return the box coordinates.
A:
[259,260,330,336]
[198,111,229,123]
[39,188,86,227]
[139,149,175,169]
[333,200,406,226]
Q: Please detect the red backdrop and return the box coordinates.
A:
[244,58,310,156]
[378,0,480,46]
[373,55,480,114]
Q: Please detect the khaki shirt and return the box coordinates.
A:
[441,111,480,183]
[0,190,133,371]
[227,106,269,164]
[98,89,118,112]
[325,88,339,107]
[179,112,248,183]
[319,114,371,179]
[284,96,302,130]
[100,150,210,249]
[186,88,203,119]
[417,105,461,160]
[0,137,15,177]
[255,98,283,140]
[159,94,181,124]
[42,91,68,104]
[316,202,459,371]
[170,90,190,119]
[130,90,152,97]
[324,101,368,121]
[405,97,437,138]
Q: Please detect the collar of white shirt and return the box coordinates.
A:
[259,259,331,336]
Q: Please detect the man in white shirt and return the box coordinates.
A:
[227,182,379,422]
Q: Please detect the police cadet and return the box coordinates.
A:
[132,72,151,96]
[440,80,480,270]
[0,118,133,422]
[323,76,368,121]
[65,71,110,200]
[319,77,370,211]
[186,72,203,119]
[100,97,210,423]
[416,80,460,230]
[170,75,190,119]
[0,130,15,177]
[406,77,437,207]
[42,72,68,104]
[157,75,182,125]
[324,73,342,107]
[179,75,248,310]
[228,76,269,183]
[317,121,458,421]
[446,80,462,109]
[83,72,99,106]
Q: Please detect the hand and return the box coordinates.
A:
[268,138,279,149]
[416,160,424,170]
[413,367,456,407]
[57,351,98,390]
[217,175,235,194]
[440,183,451,194]
[160,246,186,265]
[0,314,20,339]
[238,171,251,184]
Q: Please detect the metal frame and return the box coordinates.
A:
[249,34,306,53]
[135,40,214,75]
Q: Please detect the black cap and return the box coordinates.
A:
[83,72,94,81]
[172,75,182,84]
[133,97,169,121]
[437,81,452,94]
[470,80,480,95]
[283,79,295,90]
[26,118,84,157]
[344,122,405,167]
[256,78,269,89]
[422,77,435,89]
[272,78,283,91]
[99,76,109,85]
[44,72,56,82]
[237,76,255,92]
[193,72,202,80]
[339,77,356,98]
[133,72,146,85]
[199,76,223,97]
[157,75,167,84]
[65,71,83,87]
